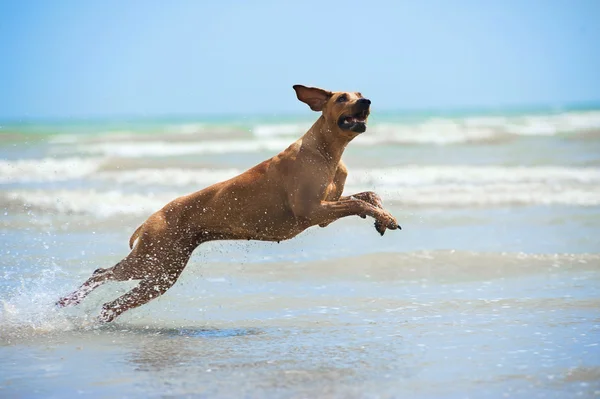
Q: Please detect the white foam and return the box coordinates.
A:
[367,183,600,207]
[348,166,600,187]
[5,183,599,216]
[3,165,600,217]
[364,111,600,144]
[252,123,309,137]
[75,139,294,157]
[36,110,599,159]
[0,157,104,183]
[49,130,139,144]
[165,123,208,135]
[93,166,600,187]
[364,120,498,145]
[4,189,174,217]
[504,112,600,136]
[4,156,599,202]
[0,156,243,186]
[42,110,600,152]
[95,168,241,186]
[348,166,600,206]
[68,112,600,153]
[249,111,600,145]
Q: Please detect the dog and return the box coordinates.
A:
[56,85,400,322]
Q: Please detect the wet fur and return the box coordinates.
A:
[56,85,400,322]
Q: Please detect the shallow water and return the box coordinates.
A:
[2,250,599,398]
[1,109,600,397]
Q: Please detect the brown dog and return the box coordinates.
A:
[56,85,400,322]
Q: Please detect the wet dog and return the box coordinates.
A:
[57,85,400,322]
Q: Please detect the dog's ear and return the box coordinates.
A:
[293,85,332,112]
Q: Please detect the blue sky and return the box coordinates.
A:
[1,0,599,119]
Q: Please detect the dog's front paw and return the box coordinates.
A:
[374,211,401,236]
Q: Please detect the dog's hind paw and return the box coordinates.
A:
[97,305,119,323]
[56,295,80,308]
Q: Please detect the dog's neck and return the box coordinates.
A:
[302,115,358,166]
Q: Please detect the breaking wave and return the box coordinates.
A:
[3,164,599,218]
[27,110,600,156]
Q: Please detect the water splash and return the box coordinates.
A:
[0,263,96,341]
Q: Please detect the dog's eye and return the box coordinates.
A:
[336,95,347,103]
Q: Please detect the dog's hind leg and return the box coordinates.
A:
[55,252,142,308]
[97,271,182,323]
[97,246,193,323]
[56,267,115,308]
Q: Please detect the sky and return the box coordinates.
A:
[1,0,599,119]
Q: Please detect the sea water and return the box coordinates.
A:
[1,107,599,398]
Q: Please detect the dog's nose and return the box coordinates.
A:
[357,98,371,106]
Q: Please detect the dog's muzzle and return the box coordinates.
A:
[338,98,371,133]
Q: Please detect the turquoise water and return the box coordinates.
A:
[2,102,599,135]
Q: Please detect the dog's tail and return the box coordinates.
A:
[129,224,144,249]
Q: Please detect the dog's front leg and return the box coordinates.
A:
[343,191,384,210]
[318,191,382,227]
[341,191,401,235]
[304,198,399,235]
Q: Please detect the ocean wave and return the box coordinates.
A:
[247,111,600,142]
[363,111,600,145]
[252,123,310,137]
[95,168,240,186]
[360,123,500,145]
[3,156,598,188]
[502,111,600,136]
[350,166,600,186]
[49,124,250,145]
[72,124,600,158]
[379,183,600,207]
[2,189,174,217]
[0,157,105,183]
[3,176,599,219]
[93,165,600,188]
[37,110,600,152]
[73,139,294,157]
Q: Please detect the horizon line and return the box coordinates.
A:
[1,100,600,125]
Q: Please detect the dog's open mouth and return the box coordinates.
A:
[338,109,369,133]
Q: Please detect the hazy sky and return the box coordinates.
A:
[1,0,599,119]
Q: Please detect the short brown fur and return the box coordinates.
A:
[57,85,400,322]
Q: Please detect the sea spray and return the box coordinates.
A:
[0,261,80,340]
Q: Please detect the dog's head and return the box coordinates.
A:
[293,85,371,134]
